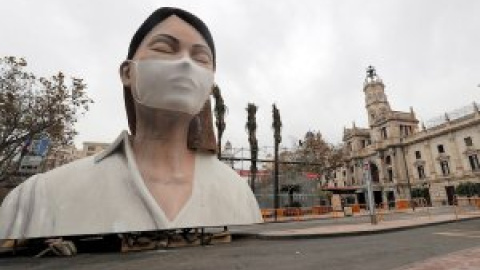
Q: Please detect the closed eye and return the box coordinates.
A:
[150,43,175,53]
[193,52,211,64]
[148,34,179,54]
[192,45,213,66]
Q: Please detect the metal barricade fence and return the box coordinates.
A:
[255,193,325,209]
[259,197,480,223]
[260,205,334,222]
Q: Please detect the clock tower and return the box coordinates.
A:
[364,66,391,127]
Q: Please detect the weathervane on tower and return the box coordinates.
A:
[365,65,382,84]
[366,65,376,78]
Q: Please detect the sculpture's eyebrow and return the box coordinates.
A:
[148,33,212,59]
[148,34,179,47]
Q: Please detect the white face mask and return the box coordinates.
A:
[130,57,214,115]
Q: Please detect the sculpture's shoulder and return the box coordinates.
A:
[41,155,97,184]
[0,157,99,239]
[41,150,127,192]
[0,151,131,239]
[198,153,249,190]
[195,153,263,223]
[1,155,98,205]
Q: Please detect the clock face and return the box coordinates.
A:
[367,92,385,103]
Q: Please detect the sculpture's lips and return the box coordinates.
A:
[170,77,196,89]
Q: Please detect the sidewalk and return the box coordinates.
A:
[230,211,480,239]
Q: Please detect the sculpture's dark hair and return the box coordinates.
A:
[124,7,217,153]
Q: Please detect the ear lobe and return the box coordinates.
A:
[119,61,132,87]
[210,83,216,95]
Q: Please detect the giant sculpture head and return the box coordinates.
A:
[120,7,217,152]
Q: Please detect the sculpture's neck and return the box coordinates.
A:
[132,105,195,184]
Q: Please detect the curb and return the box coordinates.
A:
[232,215,480,240]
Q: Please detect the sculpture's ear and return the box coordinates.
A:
[119,61,133,88]
[121,60,137,135]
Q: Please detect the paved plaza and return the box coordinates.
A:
[1,209,479,270]
[394,247,480,270]
[230,206,480,238]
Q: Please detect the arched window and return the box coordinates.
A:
[385,155,392,165]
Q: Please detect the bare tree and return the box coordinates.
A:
[278,131,345,176]
[296,131,330,175]
[0,56,92,182]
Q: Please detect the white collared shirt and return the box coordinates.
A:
[0,131,262,239]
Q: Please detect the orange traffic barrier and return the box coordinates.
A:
[396,199,409,210]
[312,206,333,214]
[276,208,285,217]
[261,205,337,222]
[261,209,274,219]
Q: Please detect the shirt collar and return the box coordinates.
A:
[94,130,129,163]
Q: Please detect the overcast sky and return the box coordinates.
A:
[1,0,479,152]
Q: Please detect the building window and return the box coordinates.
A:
[415,151,421,159]
[440,160,450,176]
[464,137,473,147]
[381,127,388,139]
[399,125,408,137]
[417,165,426,179]
[385,155,392,165]
[437,144,445,154]
[399,125,413,137]
[87,146,95,151]
[468,154,480,171]
[387,168,393,182]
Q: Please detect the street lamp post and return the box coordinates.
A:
[364,161,377,225]
[399,140,415,211]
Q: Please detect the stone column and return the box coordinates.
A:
[424,140,436,178]
[448,132,464,177]
[382,189,388,208]
[376,155,386,184]
[393,185,400,201]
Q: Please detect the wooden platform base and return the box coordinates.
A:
[1,229,232,256]
[120,229,232,252]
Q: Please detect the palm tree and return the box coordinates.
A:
[212,84,227,159]
[272,104,282,220]
[246,103,258,192]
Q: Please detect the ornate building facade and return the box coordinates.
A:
[325,67,480,206]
